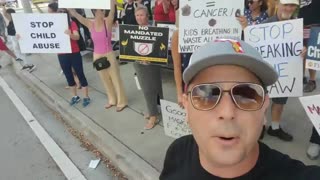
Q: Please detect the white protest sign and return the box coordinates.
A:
[179,0,244,53]
[160,100,192,139]
[156,23,176,50]
[12,13,71,54]
[59,0,110,10]
[299,95,320,136]
[244,19,303,98]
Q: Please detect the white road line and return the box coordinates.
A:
[0,76,87,180]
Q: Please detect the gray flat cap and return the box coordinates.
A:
[183,39,278,86]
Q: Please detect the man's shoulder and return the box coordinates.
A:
[261,15,278,24]
[260,142,320,179]
[168,135,196,152]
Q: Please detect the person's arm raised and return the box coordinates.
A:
[172,30,184,108]
[106,0,116,29]
[68,9,91,29]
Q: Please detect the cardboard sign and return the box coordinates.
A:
[119,25,169,64]
[12,13,71,54]
[32,0,49,4]
[59,0,110,10]
[299,95,320,136]
[112,25,119,41]
[160,100,192,139]
[156,22,176,50]
[306,27,320,71]
[179,0,244,53]
[244,19,303,98]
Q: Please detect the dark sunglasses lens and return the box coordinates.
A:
[191,84,221,110]
[232,84,264,110]
[248,0,254,4]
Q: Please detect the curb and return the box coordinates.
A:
[12,62,160,180]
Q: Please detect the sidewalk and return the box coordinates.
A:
[3,51,320,179]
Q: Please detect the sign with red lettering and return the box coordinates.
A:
[300,95,320,136]
[12,13,71,53]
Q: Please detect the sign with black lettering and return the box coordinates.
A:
[160,100,192,139]
[300,95,320,136]
[119,25,169,64]
[179,0,244,53]
[306,27,320,71]
[59,0,110,10]
[244,19,303,98]
[12,13,71,53]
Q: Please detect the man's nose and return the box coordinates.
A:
[214,93,236,121]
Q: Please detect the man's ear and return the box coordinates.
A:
[182,93,189,109]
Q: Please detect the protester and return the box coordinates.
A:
[48,2,82,90]
[120,0,138,25]
[133,5,163,130]
[298,0,320,159]
[299,0,320,93]
[69,0,128,112]
[238,0,299,141]
[0,36,20,68]
[1,4,36,72]
[137,0,153,23]
[160,38,320,180]
[244,0,269,25]
[0,12,7,43]
[168,0,175,23]
[55,8,91,107]
[153,0,170,23]
[171,0,192,108]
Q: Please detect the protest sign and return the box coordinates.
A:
[179,0,244,53]
[160,100,192,139]
[299,95,320,136]
[244,19,303,98]
[306,27,320,71]
[119,25,169,64]
[156,22,176,50]
[59,0,110,10]
[112,25,119,41]
[32,0,49,4]
[12,13,71,54]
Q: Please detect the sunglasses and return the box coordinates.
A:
[188,82,265,111]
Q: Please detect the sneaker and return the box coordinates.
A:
[303,77,308,85]
[27,64,36,72]
[259,125,266,140]
[304,81,316,93]
[307,143,320,160]
[16,58,23,62]
[267,127,293,141]
[21,65,29,70]
[82,97,91,107]
[70,96,80,106]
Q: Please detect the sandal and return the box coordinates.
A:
[105,104,115,109]
[116,105,128,112]
[144,118,160,130]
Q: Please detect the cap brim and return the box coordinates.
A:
[183,54,278,86]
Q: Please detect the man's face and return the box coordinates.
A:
[183,65,269,167]
[277,3,297,20]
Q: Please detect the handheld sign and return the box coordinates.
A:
[12,13,71,54]
[59,0,110,10]
[160,100,192,139]
[119,25,169,64]
[299,95,320,136]
[306,27,320,71]
[244,19,303,98]
[156,22,176,50]
[179,0,244,53]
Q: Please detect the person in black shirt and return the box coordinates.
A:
[121,0,138,25]
[160,39,320,179]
